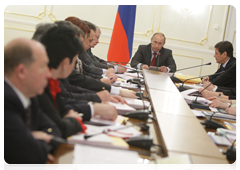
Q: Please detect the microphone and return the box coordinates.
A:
[204,112,226,129]
[225,140,236,161]
[171,62,211,83]
[84,122,149,140]
[189,65,233,110]
[178,71,225,92]
[174,62,211,73]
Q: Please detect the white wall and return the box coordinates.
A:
[4,5,236,77]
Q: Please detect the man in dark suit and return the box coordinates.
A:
[4,38,61,163]
[86,25,127,74]
[130,32,176,73]
[202,41,236,88]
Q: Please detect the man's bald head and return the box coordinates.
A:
[4,38,45,76]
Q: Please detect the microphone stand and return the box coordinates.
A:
[189,61,238,110]
[225,140,236,160]
[204,112,226,129]
[171,62,211,83]
[179,71,224,92]
[114,64,150,119]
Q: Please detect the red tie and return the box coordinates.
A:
[150,52,157,66]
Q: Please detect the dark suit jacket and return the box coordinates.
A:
[87,48,113,66]
[86,49,114,69]
[68,70,111,92]
[79,51,103,79]
[37,85,90,139]
[209,57,236,88]
[4,81,61,164]
[130,44,177,72]
[59,78,101,103]
[216,86,236,100]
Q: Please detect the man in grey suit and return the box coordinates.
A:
[130,32,176,73]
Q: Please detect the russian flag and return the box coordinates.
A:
[107,5,136,64]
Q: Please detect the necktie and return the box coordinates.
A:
[150,52,157,66]
[221,65,225,71]
[26,106,31,127]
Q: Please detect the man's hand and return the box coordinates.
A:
[203,81,215,91]
[116,66,127,73]
[96,90,110,103]
[31,131,53,143]
[110,95,128,104]
[202,76,209,83]
[64,109,82,119]
[106,73,118,83]
[208,98,229,109]
[207,97,231,104]
[225,107,236,115]
[198,88,224,99]
[47,154,55,162]
[100,78,111,85]
[158,66,168,73]
[106,68,115,75]
[93,103,118,120]
[120,90,136,98]
[141,64,149,70]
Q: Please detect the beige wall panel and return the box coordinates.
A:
[173,55,203,77]
[232,32,238,57]
[4,5,235,77]
[160,5,211,43]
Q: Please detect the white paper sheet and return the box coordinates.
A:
[72,144,141,164]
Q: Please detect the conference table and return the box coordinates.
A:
[49,69,230,164]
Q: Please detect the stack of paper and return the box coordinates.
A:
[224,121,236,130]
[181,89,211,106]
[124,72,143,79]
[202,110,236,121]
[191,109,206,117]
[109,101,136,115]
[170,73,202,84]
[216,128,236,143]
[178,83,203,90]
[122,97,150,109]
[112,81,139,89]
[69,124,142,143]
[117,74,134,80]
[208,132,232,146]
[72,144,141,164]
[85,115,127,126]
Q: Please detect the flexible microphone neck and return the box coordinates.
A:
[182,71,225,87]
[194,70,226,103]
[115,64,139,72]
[194,82,213,103]
[172,62,211,77]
